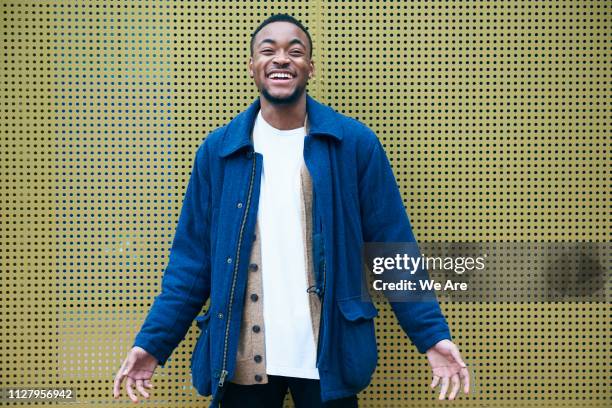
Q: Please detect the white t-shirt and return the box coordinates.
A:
[252,109,319,379]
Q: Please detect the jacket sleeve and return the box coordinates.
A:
[358,131,452,353]
[132,141,212,367]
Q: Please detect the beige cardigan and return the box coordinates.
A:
[230,128,322,385]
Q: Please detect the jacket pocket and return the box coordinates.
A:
[336,296,378,389]
[191,311,212,396]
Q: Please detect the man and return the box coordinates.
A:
[113,13,470,408]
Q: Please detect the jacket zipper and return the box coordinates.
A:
[218,153,257,388]
[314,188,327,365]
[306,136,327,366]
[316,257,326,365]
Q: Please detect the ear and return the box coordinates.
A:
[308,59,315,79]
[248,57,254,78]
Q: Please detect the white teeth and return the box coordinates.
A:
[269,72,293,79]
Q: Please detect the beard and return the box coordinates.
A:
[261,83,305,105]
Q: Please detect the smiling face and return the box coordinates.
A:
[249,21,314,105]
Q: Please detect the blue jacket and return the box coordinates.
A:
[133,93,452,406]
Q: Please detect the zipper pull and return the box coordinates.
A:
[218,369,228,388]
[307,285,323,299]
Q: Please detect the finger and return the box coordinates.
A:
[135,379,150,399]
[438,376,449,400]
[113,369,126,399]
[460,365,470,394]
[144,380,155,389]
[430,375,440,389]
[113,357,130,399]
[449,374,460,400]
[126,376,138,403]
[113,360,127,398]
[450,346,467,368]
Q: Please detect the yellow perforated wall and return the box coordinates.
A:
[1,1,609,407]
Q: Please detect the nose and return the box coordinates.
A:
[272,50,291,65]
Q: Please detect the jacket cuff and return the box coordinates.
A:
[412,330,453,354]
[132,337,170,368]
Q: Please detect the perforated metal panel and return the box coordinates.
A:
[1,1,610,407]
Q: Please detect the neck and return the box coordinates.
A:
[259,92,307,130]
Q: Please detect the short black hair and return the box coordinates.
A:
[250,14,312,59]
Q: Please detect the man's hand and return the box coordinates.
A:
[113,346,158,403]
[426,339,470,400]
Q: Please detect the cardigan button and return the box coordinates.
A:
[249,263,259,272]
[252,325,261,333]
[254,374,262,382]
[250,293,259,302]
[254,355,262,363]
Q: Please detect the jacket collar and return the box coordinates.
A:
[219,93,342,158]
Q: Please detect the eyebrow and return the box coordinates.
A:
[257,38,306,49]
